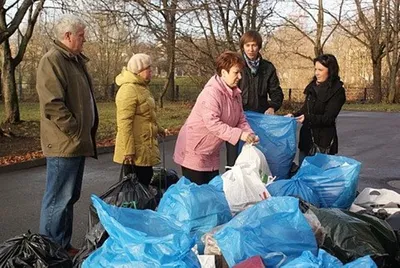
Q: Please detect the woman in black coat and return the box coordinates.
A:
[286,54,346,165]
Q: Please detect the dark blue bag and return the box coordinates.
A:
[244,111,297,180]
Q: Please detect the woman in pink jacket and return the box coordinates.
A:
[173,51,259,184]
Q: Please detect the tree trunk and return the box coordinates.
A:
[387,65,397,103]
[1,40,20,123]
[167,49,175,101]
[165,3,176,102]
[396,75,400,102]
[159,54,175,108]
[371,57,382,103]
[386,0,400,104]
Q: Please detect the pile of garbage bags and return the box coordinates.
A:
[2,113,400,267]
[79,114,400,267]
[78,144,399,267]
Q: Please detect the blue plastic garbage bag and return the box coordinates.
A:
[281,249,377,268]
[267,177,321,207]
[297,154,361,208]
[208,175,223,192]
[281,249,342,267]
[243,111,297,180]
[157,177,232,253]
[343,256,377,268]
[82,195,200,268]
[214,196,318,267]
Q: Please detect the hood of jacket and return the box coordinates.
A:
[115,67,148,87]
[305,79,344,103]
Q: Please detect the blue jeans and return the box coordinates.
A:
[39,156,85,249]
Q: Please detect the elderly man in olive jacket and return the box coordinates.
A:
[36,14,98,256]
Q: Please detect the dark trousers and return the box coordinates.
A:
[181,166,219,185]
[123,164,153,186]
[226,142,239,167]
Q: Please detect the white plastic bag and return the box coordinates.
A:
[234,144,272,182]
[355,188,400,207]
[352,187,400,215]
[222,165,270,212]
[197,255,216,268]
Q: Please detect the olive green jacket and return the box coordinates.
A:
[113,68,164,166]
[36,41,98,157]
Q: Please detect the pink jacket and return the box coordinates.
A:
[174,75,253,171]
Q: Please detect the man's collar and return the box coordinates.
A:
[53,40,89,63]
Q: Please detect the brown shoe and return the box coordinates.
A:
[67,247,80,258]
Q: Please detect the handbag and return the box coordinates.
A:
[307,95,334,156]
[308,139,332,156]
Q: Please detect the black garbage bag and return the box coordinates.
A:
[307,205,400,267]
[386,212,400,248]
[386,212,400,232]
[73,173,157,267]
[150,167,179,203]
[150,167,179,191]
[0,231,72,268]
[358,208,392,221]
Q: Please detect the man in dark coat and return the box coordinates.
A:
[226,30,284,166]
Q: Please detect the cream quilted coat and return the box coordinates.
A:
[113,67,164,166]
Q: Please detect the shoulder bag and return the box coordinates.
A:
[307,96,334,156]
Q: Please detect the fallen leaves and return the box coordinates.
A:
[0,139,116,167]
[0,127,181,167]
[0,151,44,166]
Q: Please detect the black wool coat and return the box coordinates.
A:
[294,79,346,155]
[239,56,284,113]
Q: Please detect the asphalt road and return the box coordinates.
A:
[0,111,399,247]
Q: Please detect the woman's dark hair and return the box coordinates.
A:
[239,30,263,51]
[216,51,245,76]
[313,54,340,83]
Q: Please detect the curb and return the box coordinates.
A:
[0,135,177,175]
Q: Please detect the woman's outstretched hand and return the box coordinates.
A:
[295,114,305,123]
[285,113,304,123]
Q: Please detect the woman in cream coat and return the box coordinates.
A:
[114,53,168,185]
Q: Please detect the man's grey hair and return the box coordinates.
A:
[54,14,86,41]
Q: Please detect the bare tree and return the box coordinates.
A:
[133,0,179,107]
[0,0,45,123]
[177,0,277,74]
[326,0,387,102]
[384,0,400,103]
[82,0,184,107]
[0,0,43,44]
[275,0,344,61]
[85,12,137,100]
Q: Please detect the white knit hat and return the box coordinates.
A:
[127,53,152,74]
